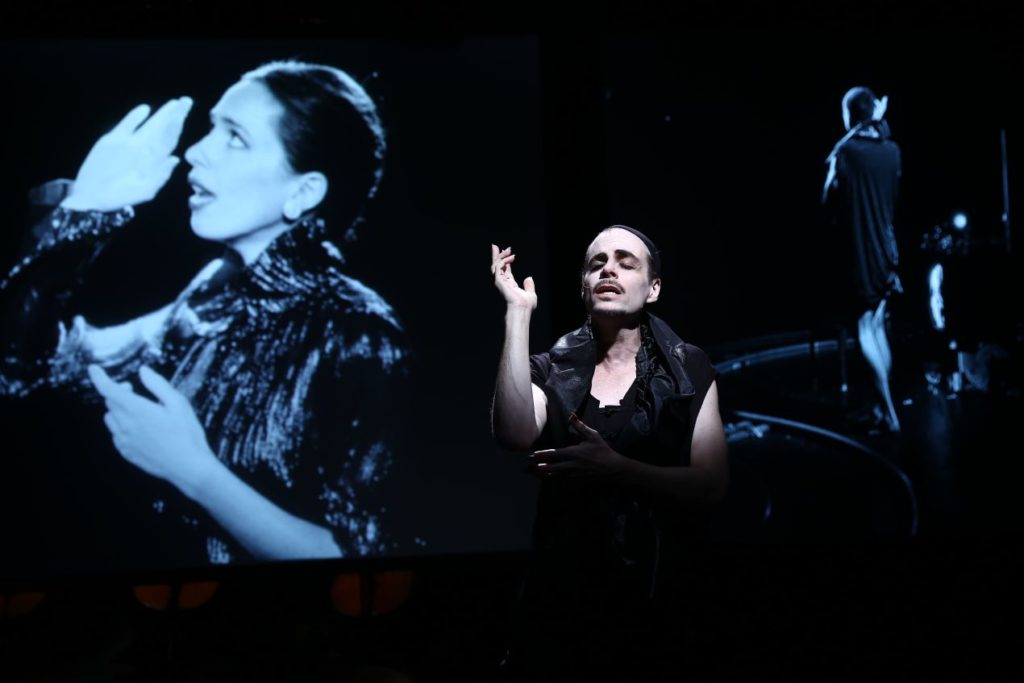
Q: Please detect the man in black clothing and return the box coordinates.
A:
[823,86,903,432]
[490,226,728,679]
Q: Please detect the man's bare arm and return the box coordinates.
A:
[489,244,547,450]
[616,380,728,508]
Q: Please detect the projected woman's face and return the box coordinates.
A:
[184,79,301,244]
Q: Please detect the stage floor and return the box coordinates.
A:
[711,327,1024,541]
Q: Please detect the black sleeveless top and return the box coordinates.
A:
[581,378,639,445]
[526,319,718,602]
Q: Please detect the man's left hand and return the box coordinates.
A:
[529,414,628,478]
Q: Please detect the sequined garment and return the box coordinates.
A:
[1,208,409,563]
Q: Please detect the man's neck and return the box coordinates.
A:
[592,314,643,366]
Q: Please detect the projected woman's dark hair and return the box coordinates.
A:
[247,61,386,239]
[0,60,411,565]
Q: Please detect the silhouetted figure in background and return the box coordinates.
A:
[823,86,903,432]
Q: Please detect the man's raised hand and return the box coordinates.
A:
[491,244,537,311]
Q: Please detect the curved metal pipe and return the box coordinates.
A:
[731,409,919,538]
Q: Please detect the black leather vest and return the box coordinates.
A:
[528,313,708,599]
[535,312,698,466]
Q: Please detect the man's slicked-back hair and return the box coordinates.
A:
[581,225,662,282]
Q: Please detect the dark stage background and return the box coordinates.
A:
[602,31,1020,348]
[1,6,1023,680]
[0,20,1021,566]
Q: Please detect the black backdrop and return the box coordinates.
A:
[602,30,1021,349]
[1,7,1021,579]
[0,7,1021,681]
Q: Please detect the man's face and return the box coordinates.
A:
[581,228,661,317]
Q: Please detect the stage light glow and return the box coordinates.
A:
[952,212,968,230]
[928,263,945,330]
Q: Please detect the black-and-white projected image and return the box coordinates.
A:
[0,39,545,576]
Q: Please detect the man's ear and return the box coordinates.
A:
[646,277,662,304]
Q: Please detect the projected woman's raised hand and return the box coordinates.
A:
[62,97,193,212]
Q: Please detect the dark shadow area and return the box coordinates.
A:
[3,4,1023,682]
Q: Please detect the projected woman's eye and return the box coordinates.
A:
[0,60,411,566]
[227,129,246,148]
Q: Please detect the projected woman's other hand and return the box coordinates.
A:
[89,364,218,496]
[62,98,193,212]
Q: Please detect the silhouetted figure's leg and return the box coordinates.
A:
[858,299,900,431]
